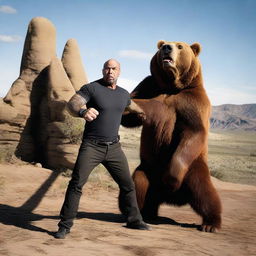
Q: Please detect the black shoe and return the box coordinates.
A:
[54,227,70,239]
[126,221,152,230]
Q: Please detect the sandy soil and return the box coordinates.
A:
[0,164,256,256]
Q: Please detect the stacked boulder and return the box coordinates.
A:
[0,17,88,169]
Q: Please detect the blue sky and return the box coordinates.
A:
[0,0,255,105]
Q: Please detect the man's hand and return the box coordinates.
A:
[82,108,99,122]
[124,100,146,120]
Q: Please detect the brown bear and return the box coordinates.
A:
[120,40,222,232]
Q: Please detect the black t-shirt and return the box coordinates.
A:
[77,79,131,142]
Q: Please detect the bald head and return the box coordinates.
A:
[102,59,120,88]
[103,59,120,69]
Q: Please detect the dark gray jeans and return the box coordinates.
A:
[58,139,142,229]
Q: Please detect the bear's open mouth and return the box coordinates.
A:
[162,57,174,67]
[163,57,174,64]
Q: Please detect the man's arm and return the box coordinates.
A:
[124,100,145,117]
[67,93,99,121]
[121,99,146,128]
[67,93,87,117]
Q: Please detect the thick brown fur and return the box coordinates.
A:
[120,40,222,232]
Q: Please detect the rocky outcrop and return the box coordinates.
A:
[0,17,56,162]
[62,38,88,91]
[46,57,84,170]
[0,17,86,169]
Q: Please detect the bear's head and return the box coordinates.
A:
[150,40,202,91]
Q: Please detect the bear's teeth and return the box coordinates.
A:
[163,59,173,64]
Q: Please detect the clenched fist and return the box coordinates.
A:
[81,108,99,122]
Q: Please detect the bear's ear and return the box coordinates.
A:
[157,40,166,49]
[190,43,201,56]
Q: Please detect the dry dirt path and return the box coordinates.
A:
[0,164,255,256]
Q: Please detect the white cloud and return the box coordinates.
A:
[207,87,256,106]
[119,50,153,60]
[0,35,22,42]
[0,5,17,14]
[118,77,138,92]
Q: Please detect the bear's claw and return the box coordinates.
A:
[199,224,218,233]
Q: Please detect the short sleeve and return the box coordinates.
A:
[127,96,131,107]
[77,83,95,102]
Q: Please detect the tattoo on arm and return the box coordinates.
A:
[67,94,87,117]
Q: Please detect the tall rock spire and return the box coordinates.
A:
[62,38,88,91]
[4,17,56,115]
[0,17,56,162]
[20,17,56,72]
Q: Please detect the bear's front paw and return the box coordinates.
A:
[162,174,181,192]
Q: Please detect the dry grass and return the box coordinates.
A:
[60,164,118,191]
[119,126,256,186]
[208,130,256,185]
[0,145,16,163]
[2,126,255,187]
[0,175,5,191]
[87,164,118,190]
[57,113,85,144]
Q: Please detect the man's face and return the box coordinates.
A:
[102,60,120,85]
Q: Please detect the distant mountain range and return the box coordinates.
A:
[210,104,256,130]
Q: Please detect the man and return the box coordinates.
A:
[55,59,150,239]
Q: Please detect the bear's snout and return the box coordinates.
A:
[162,44,172,54]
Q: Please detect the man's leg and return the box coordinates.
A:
[103,143,150,230]
[57,141,105,233]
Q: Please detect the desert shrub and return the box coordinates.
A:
[58,113,85,144]
[210,169,224,180]
[250,151,256,157]
[61,168,73,177]
[88,165,117,190]
[59,164,117,190]
[0,146,16,163]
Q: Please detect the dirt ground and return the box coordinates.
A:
[0,164,255,256]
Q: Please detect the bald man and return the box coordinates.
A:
[55,59,150,239]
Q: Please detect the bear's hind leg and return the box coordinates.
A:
[118,168,149,216]
[133,169,161,221]
[132,169,149,210]
[186,158,222,232]
[140,185,162,222]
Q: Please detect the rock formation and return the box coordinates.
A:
[46,57,84,170]
[0,17,87,169]
[62,38,88,91]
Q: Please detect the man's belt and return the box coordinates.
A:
[88,137,119,146]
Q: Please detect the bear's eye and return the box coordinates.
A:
[177,44,183,49]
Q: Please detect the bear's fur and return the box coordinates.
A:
[120,40,222,232]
